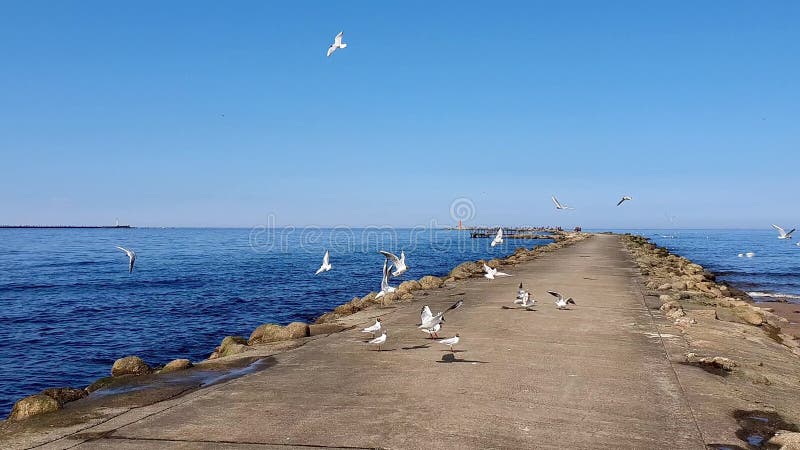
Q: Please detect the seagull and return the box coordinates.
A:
[772,224,795,240]
[421,322,442,339]
[368,331,387,351]
[379,250,407,276]
[548,291,576,309]
[490,228,504,247]
[361,319,382,338]
[483,263,511,280]
[375,259,397,298]
[437,334,460,353]
[552,196,574,210]
[315,250,332,275]
[517,282,526,300]
[514,291,535,308]
[326,31,347,57]
[737,252,755,258]
[616,196,632,206]
[115,246,136,273]
[419,309,445,330]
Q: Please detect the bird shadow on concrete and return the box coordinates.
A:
[440,349,466,353]
[436,354,488,364]
[401,344,431,350]
[371,348,398,352]
[501,306,537,311]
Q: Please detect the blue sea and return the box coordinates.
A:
[0,227,553,416]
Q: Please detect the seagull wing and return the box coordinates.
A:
[616,198,625,206]
[420,305,432,324]
[483,263,492,274]
[772,224,787,237]
[381,260,390,290]
[552,196,561,208]
[547,291,563,301]
[496,228,503,240]
[334,31,343,46]
[787,229,796,237]
[445,299,464,312]
[379,250,400,264]
[322,250,329,266]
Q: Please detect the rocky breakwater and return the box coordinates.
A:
[623,234,800,446]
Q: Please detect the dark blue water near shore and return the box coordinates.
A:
[0,228,552,416]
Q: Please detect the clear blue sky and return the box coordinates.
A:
[1,1,797,228]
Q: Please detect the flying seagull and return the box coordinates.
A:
[379,250,407,276]
[490,228,504,247]
[315,250,332,275]
[552,196,574,210]
[419,307,445,330]
[483,263,511,280]
[361,319,382,338]
[772,224,795,240]
[375,259,397,298]
[548,291,576,309]
[326,31,347,57]
[368,331,387,351]
[437,334,460,353]
[115,246,136,273]
[616,196,632,207]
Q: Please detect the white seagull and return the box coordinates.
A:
[548,291,576,309]
[421,322,442,339]
[737,252,755,258]
[515,291,535,308]
[375,259,397,298]
[379,250,407,276]
[772,224,795,240]
[483,263,511,280]
[315,250,332,275]
[490,228,504,247]
[552,196,574,210]
[115,246,136,273]
[616,196,632,207]
[517,282,526,300]
[361,319,382,338]
[368,331,387,351]
[437,334,460,353]
[418,301,462,330]
[326,31,347,57]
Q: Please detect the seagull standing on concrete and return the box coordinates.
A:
[326,31,347,57]
[616,196,632,206]
[552,196,574,210]
[419,300,463,331]
[115,246,136,273]
[361,319,382,338]
[368,331,387,351]
[379,250,407,276]
[515,291,535,308]
[437,334,460,353]
[421,322,442,339]
[490,228,504,247]
[772,224,795,240]
[483,263,511,280]
[315,250,332,275]
[548,291,576,309]
[376,259,397,298]
[517,282,526,300]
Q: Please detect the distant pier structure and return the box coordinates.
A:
[445,226,561,240]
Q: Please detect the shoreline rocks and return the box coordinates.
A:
[111,356,153,377]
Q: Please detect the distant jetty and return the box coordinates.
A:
[0,225,133,229]
[444,226,562,239]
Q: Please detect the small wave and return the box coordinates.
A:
[747,291,800,300]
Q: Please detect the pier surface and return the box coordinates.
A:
[4,234,798,449]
